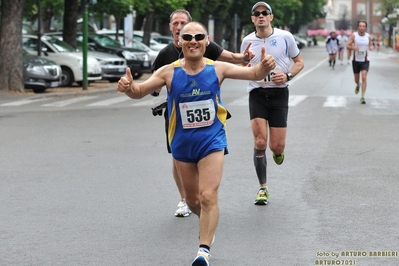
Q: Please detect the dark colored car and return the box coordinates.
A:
[79,33,151,79]
[23,49,62,93]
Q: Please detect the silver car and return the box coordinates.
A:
[50,36,128,83]
[23,35,102,87]
[89,50,127,82]
[23,49,61,93]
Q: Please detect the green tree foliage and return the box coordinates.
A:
[23,0,64,31]
[376,0,399,47]
[133,0,189,45]
[288,0,326,33]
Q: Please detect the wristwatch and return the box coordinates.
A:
[286,72,293,81]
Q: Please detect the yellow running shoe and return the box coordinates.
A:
[254,187,269,205]
[273,151,285,165]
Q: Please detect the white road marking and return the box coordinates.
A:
[323,96,347,107]
[0,98,50,106]
[132,99,159,106]
[87,96,131,106]
[42,96,100,107]
[289,95,308,106]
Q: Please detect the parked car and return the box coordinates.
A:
[46,34,128,83]
[97,29,166,52]
[295,34,312,47]
[76,32,151,79]
[22,35,102,87]
[151,35,173,46]
[295,40,302,49]
[95,30,159,64]
[78,47,127,82]
[133,30,167,51]
[130,40,158,64]
[23,49,61,93]
[293,35,307,49]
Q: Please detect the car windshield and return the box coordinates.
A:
[153,37,173,44]
[132,41,149,51]
[43,36,76,52]
[90,34,122,47]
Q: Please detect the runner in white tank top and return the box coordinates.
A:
[347,20,373,104]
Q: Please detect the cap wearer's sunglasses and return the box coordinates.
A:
[252,10,271,17]
[181,33,206,41]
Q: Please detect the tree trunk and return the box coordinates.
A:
[42,11,55,33]
[0,0,25,93]
[134,14,145,31]
[143,12,154,47]
[63,0,78,49]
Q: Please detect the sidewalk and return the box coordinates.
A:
[382,45,399,64]
[0,73,151,100]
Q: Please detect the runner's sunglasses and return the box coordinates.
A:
[181,33,206,41]
[252,10,271,17]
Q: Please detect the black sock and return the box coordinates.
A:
[200,245,210,252]
[253,148,267,185]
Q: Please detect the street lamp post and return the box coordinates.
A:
[82,1,89,90]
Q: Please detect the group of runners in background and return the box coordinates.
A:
[325,21,375,104]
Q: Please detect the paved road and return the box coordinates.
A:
[1,45,398,266]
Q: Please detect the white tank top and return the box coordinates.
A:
[353,32,370,62]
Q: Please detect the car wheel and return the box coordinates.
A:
[133,72,143,79]
[61,67,74,87]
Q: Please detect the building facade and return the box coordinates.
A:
[309,0,383,36]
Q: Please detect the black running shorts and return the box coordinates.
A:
[352,60,370,74]
[249,87,289,128]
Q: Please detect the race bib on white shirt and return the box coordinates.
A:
[256,66,281,86]
[355,49,366,58]
[179,99,215,129]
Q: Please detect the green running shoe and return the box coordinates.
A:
[355,84,360,94]
[254,187,269,205]
[360,98,366,104]
[273,151,285,165]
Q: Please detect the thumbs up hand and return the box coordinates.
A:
[117,68,134,93]
[260,46,275,72]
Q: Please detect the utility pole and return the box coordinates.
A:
[37,0,42,56]
[82,0,97,90]
[82,0,89,90]
[366,0,371,33]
